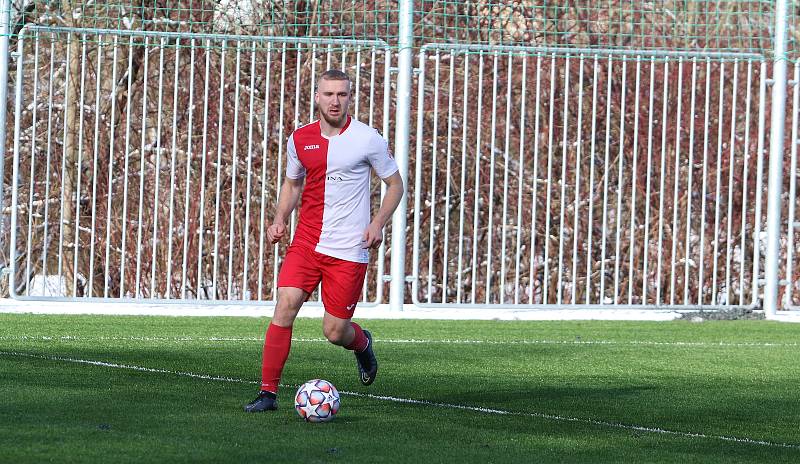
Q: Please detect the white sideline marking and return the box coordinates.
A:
[1,334,798,348]
[1,350,799,451]
[344,391,800,450]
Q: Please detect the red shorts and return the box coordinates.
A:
[277,245,368,319]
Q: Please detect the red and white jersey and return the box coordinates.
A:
[285,117,398,263]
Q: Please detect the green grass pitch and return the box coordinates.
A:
[1,313,799,463]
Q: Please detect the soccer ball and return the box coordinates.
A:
[294,379,340,422]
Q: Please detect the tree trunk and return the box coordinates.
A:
[61,4,82,296]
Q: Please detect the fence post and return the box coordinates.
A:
[389,0,414,311]
[0,1,11,257]
[764,0,790,318]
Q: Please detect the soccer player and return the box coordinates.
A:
[245,69,404,412]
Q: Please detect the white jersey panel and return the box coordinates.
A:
[315,119,398,263]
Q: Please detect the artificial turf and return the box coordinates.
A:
[1,314,798,463]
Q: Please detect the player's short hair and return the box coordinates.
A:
[318,69,352,91]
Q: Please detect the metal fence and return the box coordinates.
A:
[7,25,393,305]
[1,1,798,317]
[782,59,800,309]
[412,45,769,309]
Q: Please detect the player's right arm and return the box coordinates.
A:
[267,134,306,244]
[267,177,304,244]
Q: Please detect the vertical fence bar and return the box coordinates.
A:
[326,43,332,70]
[764,0,790,317]
[528,53,542,304]
[73,34,87,297]
[149,37,166,297]
[226,42,242,299]
[599,55,614,303]
[627,56,641,304]
[274,42,286,293]
[376,47,391,304]
[242,41,256,300]
[135,36,152,297]
[390,0,414,311]
[165,39,182,298]
[642,57,656,302]
[354,47,362,120]
[683,58,698,304]
[470,52,484,304]
[442,50,455,302]
[426,50,440,303]
[738,61,754,306]
[712,62,726,305]
[751,62,768,306]
[456,52,469,304]
[42,37,56,295]
[499,53,512,304]
[783,63,800,307]
[368,47,376,129]
[103,36,119,298]
[0,0,11,251]
[613,59,627,303]
[87,35,104,297]
[293,46,302,128]
[257,41,273,300]
[571,55,584,305]
[543,54,556,303]
[410,48,425,304]
[197,38,213,299]
[212,40,228,299]
[655,59,670,305]
[378,47,391,303]
[24,34,40,296]
[698,58,712,305]
[120,35,135,298]
[58,32,72,287]
[586,55,599,304]
[181,39,197,299]
[556,54,570,305]
[514,54,528,304]
[310,44,317,121]
[669,58,684,305]
[363,45,376,303]
[9,34,24,295]
[485,51,499,304]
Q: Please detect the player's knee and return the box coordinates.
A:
[323,324,348,346]
[273,292,303,326]
[273,303,296,321]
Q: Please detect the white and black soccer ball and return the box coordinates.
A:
[294,379,340,422]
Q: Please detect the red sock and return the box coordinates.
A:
[260,323,293,394]
[344,322,369,352]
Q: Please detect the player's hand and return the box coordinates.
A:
[362,223,383,249]
[267,221,287,244]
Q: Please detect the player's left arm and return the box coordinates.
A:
[362,171,404,249]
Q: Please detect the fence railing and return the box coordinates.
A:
[411,44,769,309]
[1,1,797,317]
[7,26,393,305]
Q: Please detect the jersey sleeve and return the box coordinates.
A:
[367,131,399,179]
[285,133,306,179]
